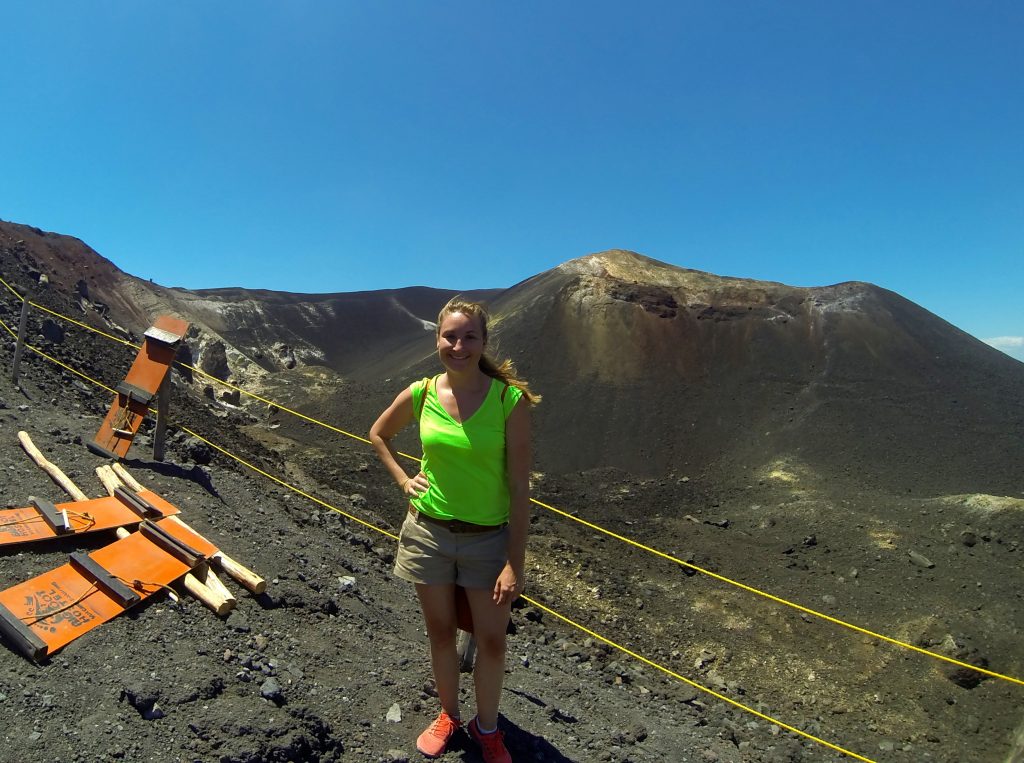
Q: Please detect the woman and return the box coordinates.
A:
[369,297,539,762]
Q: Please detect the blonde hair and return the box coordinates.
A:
[437,297,541,405]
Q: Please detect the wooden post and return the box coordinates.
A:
[153,375,170,462]
[11,293,30,385]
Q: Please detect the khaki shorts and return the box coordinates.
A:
[393,511,509,589]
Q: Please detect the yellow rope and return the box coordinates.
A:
[167,429,873,761]
[4,333,117,395]
[0,313,17,341]
[0,306,388,537]
[0,308,905,761]
[1,281,1020,688]
[0,274,137,348]
[178,426,399,541]
[0,274,377,449]
[522,596,877,762]
[176,361,377,449]
[31,300,137,349]
[530,498,1024,687]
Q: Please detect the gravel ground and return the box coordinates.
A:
[0,350,808,763]
[0,233,1022,762]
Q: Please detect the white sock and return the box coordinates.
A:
[474,718,498,734]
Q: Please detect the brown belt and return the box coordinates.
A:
[408,504,506,534]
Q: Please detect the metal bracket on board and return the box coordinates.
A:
[28,496,72,535]
[144,325,185,347]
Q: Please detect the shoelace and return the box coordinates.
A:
[428,713,460,739]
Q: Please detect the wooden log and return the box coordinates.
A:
[101,466,233,615]
[18,430,89,501]
[213,551,267,595]
[180,574,234,617]
[199,567,234,603]
[94,465,121,497]
[114,463,265,595]
[165,515,267,595]
[111,462,144,492]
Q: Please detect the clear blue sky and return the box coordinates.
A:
[1,2,1021,360]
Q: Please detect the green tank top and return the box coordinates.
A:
[410,375,524,525]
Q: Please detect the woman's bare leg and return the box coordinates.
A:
[416,583,461,717]
[464,586,512,729]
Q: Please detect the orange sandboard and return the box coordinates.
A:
[0,517,207,661]
[0,489,179,546]
[89,315,189,460]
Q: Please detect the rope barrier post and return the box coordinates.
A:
[153,375,170,462]
[11,291,30,385]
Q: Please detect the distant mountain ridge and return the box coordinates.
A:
[2,219,1021,496]
[0,219,498,375]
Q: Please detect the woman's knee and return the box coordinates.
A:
[423,615,458,647]
[474,629,506,658]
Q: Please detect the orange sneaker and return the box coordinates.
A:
[416,711,461,758]
[468,717,512,763]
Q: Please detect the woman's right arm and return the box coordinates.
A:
[369,387,428,497]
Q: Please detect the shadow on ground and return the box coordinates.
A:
[125,458,222,499]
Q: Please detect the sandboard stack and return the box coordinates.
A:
[0,514,213,661]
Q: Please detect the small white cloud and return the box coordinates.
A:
[983,336,1024,362]
[983,336,1024,349]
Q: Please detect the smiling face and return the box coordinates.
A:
[436,310,486,375]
